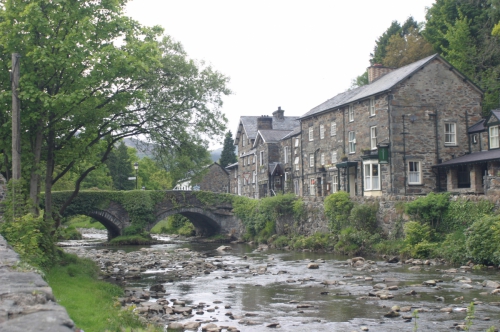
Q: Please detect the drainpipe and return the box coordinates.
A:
[465,111,471,154]
[387,93,393,194]
[402,114,407,195]
[434,110,440,191]
[342,108,346,155]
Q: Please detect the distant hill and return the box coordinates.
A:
[123,138,223,163]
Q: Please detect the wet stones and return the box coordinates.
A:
[307,263,319,269]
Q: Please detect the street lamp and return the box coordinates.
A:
[134,162,138,189]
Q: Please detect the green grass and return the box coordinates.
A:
[150,219,168,233]
[65,215,106,230]
[46,253,161,332]
[108,235,156,245]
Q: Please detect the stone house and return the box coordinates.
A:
[225,162,238,195]
[233,107,299,198]
[297,54,483,197]
[198,162,230,193]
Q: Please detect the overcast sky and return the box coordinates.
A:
[125,0,436,149]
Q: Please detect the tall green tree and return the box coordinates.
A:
[219,131,237,167]
[106,142,134,191]
[0,0,230,227]
[423,0,500,113]
[382,26,434,68]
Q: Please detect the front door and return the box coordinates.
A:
[349,166,356,197]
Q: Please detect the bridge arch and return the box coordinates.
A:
[153,207,222,237]
[86,210,127,239]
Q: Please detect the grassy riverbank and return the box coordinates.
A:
[46,253,161,332]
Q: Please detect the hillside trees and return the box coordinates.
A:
[219,131,237,167]
[105,141,134,191]
[424,0,500,113]
[0,0,230,227]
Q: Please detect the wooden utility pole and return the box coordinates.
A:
[11,53,21,180]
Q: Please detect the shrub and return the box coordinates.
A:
[411,241,438,258]
[466,215,500,265]
[56,225,83,240]
[373,239,405,255]
[403,221,432,246]
[0,212,57,269]
[442,198,494,233]
[177,223,195,236]
[324,191,354,231]
[334,227,378,255]
[438,231,468,265]
[122,224,144,236]
[405,192,450,229]
[349,202,379,232]
[273,235,290,249]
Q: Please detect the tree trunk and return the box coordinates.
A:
[29,121,43,215]
[44,124,55,228]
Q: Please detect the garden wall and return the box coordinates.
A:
[298,194,499,237]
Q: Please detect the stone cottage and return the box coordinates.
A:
[297,54,483,197]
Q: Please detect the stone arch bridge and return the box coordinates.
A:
[50,190,242,240]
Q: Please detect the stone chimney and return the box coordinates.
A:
[367,64,394,83]
[272,106,285,121]
[257,115,273,130]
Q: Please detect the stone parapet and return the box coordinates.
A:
[0,235,74,331]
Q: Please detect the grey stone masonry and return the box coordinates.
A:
[0,235,74,332]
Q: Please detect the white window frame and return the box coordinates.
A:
[234,170,237,179]
[253,154,256,164]
[349,104,354,122]
[320,125,325,139]
[260,151,264,166]
[331,151,337,163]
[284,146,289,163]
[309,154,314,168]
[348,131,356,153]
[309,127,314,141]
[408,161,422,185]
[332,174,338,193]
[331,121,337,136]
[295,138,299,147]
[444,123,456,145]
[309,178,315,196]
[490,125,499,149]
[294,156,300,170]
[369,97,375,116]
[370,126,377,150]
[252,170,257,184]
[284,172,289,189]
[247,156,250,165]
[242,133,246,147]
[320,153,325,165]
[364,161,380,191]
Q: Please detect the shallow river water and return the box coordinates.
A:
[64,231,500,332]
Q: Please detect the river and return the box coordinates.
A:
[61,230,500,332]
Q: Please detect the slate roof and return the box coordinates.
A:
[240,148,256,157]
[433,149,500,168]
[236,115,300,143]
[300,54,482,120]
[269,162,281,175]
[281,126,301,140]
[225,162,238,169]
[491,110,500,123]
[468,119,486,134]
[255,129,293,146]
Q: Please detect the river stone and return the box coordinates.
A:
[400,306,411,312]
[297,303,314,308]
[267,322,280,328]
[423,280,437,286]
[461,284,473,289]
[482,280,500,288]
[384,310,400,318]
[172,306,192,314]
[408,266,421,271]
[440,307,453,313]
[307,263,319,269]
[149,284,165,292]
[202,323,219,331]
[168,322,184,330]
[184,321,201,329]
[373,283,387,290]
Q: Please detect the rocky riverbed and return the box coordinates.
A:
[61,235,500,332]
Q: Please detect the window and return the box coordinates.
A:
[242,133,246,147]
[234,170,237,179]
[348,131,356,153]
[332,174,338,193]
[295,138,299,147]
[309,127,314,141]
[331,122,337,136]
[408,161,421,184]
[457,165,470,188]
[370,126,377,150]
[490,126,499,149]
[284,146,289,163]
[253,154,256,164]
[331,151,337,163]
[320,125,325,139]
[309,154,314,168]
[320,153,325,165]
[252,171,256,184]
[294,156,300,170]
[349,104,354,122]
[247,156,250,165]
[444,123,456,145]
[294,148,298,155]
[369,97,375,116]
[309,178,316,196]
[294,179,299,195]
[284,172,289,189]
[260,151,264,166]
[364,162,380,190]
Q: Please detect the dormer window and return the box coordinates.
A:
[490,125,499,149]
